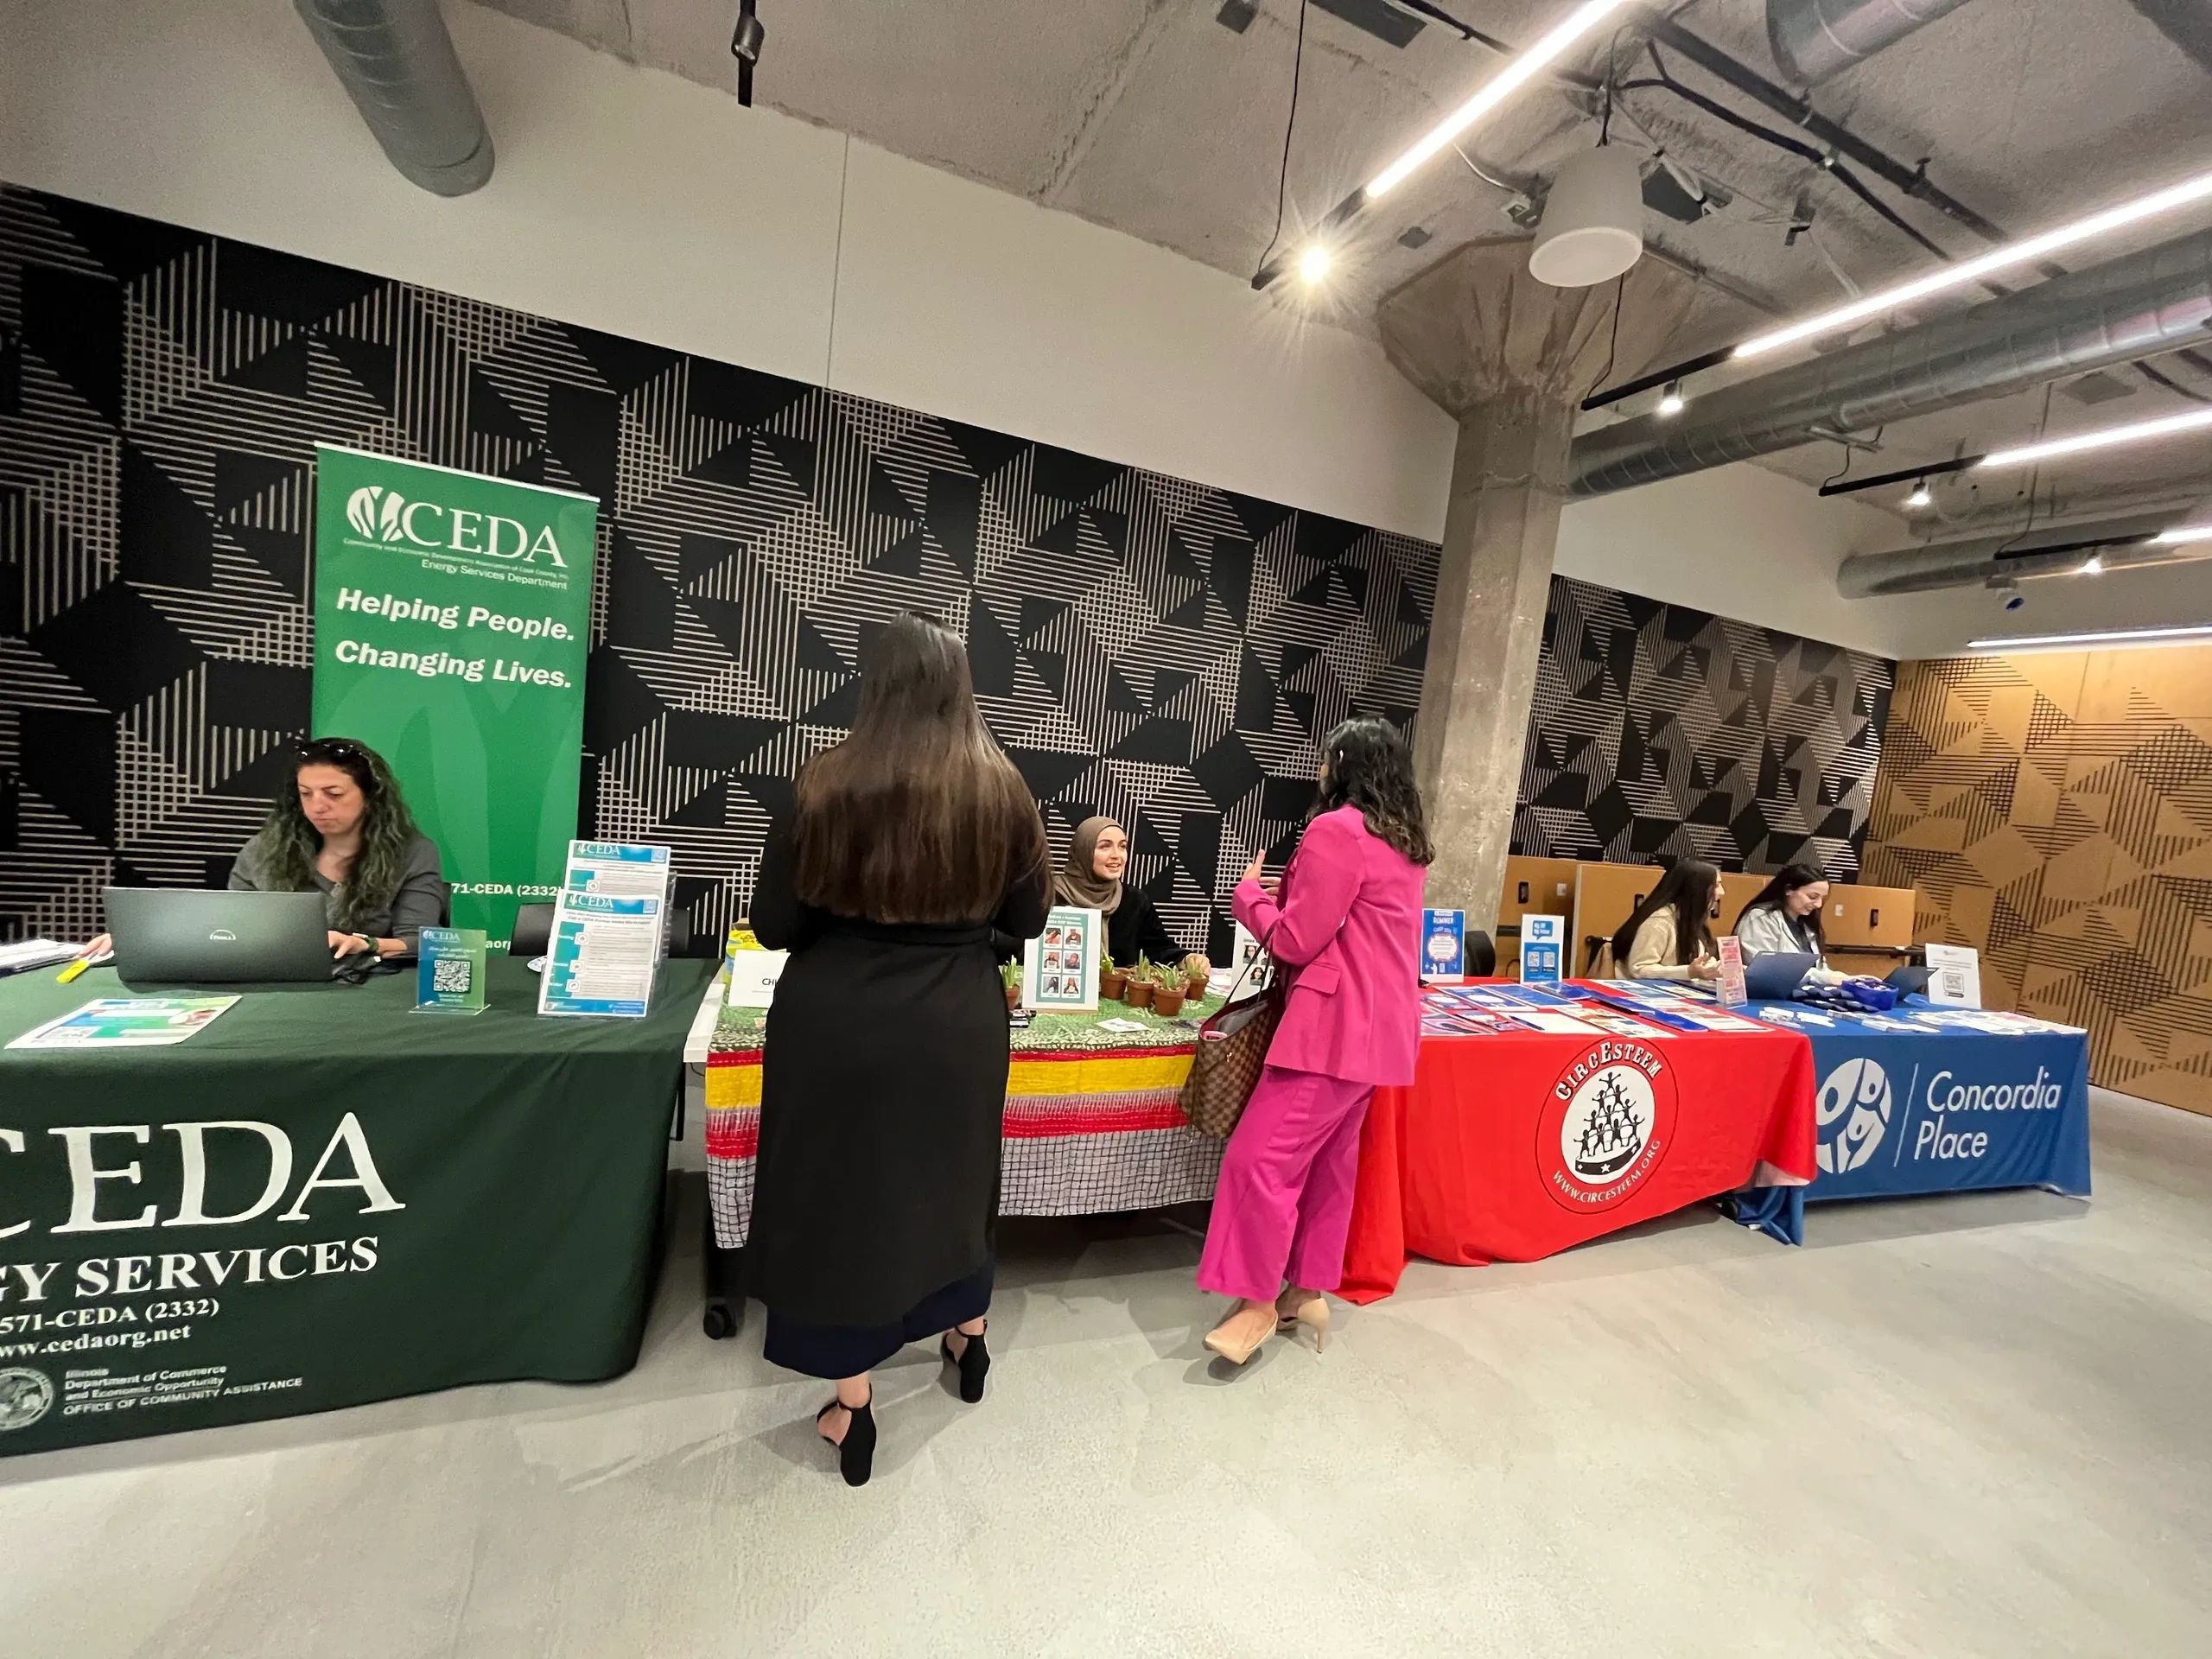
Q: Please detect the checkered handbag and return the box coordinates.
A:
[1179,937,1281,1139]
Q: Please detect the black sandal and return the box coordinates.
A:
[941,1322,990,1404]
[815,1395,876,1487]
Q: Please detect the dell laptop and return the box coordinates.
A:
[103,888,334,983]
[1743,950,1819,1001]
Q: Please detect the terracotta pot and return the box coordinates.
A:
[1099,971,1128,1001]
[1152,986,1185,1017]
[1123,980,1154,1010]
[1184,969,1209,998]
[1005,983,1020,1010]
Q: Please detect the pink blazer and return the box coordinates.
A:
[1232,804,1427,1087]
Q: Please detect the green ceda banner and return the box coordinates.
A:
[310,446,599,942]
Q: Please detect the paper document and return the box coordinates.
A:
[538,841,671,1019]
[9,997,239,1050]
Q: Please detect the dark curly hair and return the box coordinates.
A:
[239,737,422,933]
[1314,717,1433,865]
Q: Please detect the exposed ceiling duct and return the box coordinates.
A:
[1568,226,2212,498]
[294,0,493,196]
[2129,0,2212,75]
[1838,514,2212,597]
[1767,0,1980,85]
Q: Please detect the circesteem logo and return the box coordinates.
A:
[342,484,568,569]
[1816,1057,1892,1174]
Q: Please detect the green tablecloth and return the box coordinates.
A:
[0,957,713,1456]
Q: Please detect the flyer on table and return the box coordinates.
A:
[538,842,671,1019]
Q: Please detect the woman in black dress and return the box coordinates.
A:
[1053,816,1211,978]
[748,613,1051,1487]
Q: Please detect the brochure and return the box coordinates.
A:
[8,997,239,1050]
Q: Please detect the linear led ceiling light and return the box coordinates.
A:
[1737,165,2212,360]
[2154,523,2212,545]
[1362,0,1632,200]
[1821,407,2212,498]
[1979,406,2212,469]
[1968,622,2212,652]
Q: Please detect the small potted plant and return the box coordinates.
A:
[1001,958,1023,1011]
[1182,955,1211,1000]
[1151,963,1187,1018]
[1123,955,1155,1010]
[1098,953,1128,1001]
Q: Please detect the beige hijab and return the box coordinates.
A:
[1054,816,1123,915]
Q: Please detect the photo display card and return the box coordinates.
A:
[1025,906,1103,1013]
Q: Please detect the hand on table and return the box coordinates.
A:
[80,933,113,959]
[329,930,376,959]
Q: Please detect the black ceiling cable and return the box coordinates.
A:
[1253,0,1312,281]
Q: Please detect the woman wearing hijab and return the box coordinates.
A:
[1054,817,1211,977]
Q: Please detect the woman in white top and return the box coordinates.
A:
[1610,860,1721,982]
[1734,863,1847,987]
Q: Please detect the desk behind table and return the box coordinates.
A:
[0,957,714,1456]
[703,996,1228,1249]
[1726,1000,2092,1243]
[1340,982,1817,1302]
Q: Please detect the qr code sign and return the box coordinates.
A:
[432,957,473,995]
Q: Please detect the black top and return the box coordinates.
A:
[1104,887,1190,969]
[746,823,1052,1326]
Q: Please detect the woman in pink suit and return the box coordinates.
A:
[1200,717,1432,1363]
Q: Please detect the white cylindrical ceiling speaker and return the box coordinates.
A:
[1529,146,1644,288]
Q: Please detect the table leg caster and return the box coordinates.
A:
[702,1300,737,1341]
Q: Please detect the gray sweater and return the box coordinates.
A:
[229,832,448,956]
[1736,905,1846,986]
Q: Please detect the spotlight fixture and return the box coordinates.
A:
[1656,382,1685,417]
[1737,165,2212,360]
[1297,244,1334,285]
[730,1,765,107]
[1969,622,2212,652]
[1363,0,1631,200]
[1905,480,1932,509]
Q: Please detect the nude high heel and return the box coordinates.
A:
[1275,1293,1330,1352]
[1203,1302,1275,1365]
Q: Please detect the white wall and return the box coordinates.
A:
[0,0,1455,542]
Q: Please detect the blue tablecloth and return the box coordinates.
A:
[1725,1000,2093,1243]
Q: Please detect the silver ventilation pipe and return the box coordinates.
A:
[1767,0,1979,84]
[1569,226,2212,498]
[295,0,493,196]
[1838,514,2212,598]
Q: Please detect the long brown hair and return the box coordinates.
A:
[792,613,1046,922]
[1315,717,1433,865]
[1610,858,1720,966]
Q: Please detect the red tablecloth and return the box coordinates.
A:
[1340,1001,1816,1302]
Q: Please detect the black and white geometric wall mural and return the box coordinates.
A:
[1512,575,1895,877]
[0,187,1434,957]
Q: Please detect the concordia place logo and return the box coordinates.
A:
[1537,1039,1679,1213]
[1815,1057,1891,1174]
[342,484,567,568]
[0,1367,55,1433]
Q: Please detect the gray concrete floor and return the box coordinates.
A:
[3,1087,2209,1658]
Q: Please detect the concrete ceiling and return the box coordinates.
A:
[474,0,2212,521]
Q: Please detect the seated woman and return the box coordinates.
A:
[1734,863,1847,987]
[86,736,447,963]
[1052,817,1210,979]
[1611,858,1721,982]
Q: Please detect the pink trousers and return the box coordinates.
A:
[1198,1065,1375,1302]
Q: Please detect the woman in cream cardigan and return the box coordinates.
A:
[1610,860,1722,982]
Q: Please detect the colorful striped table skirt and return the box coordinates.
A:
[704,1019,1226,1249]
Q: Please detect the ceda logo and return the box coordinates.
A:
[342,484,567,568]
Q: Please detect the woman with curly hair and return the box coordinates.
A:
[1199,716,1432,1364]
[227,735,448,960]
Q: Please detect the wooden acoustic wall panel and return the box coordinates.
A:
[1864,650,2212,1114]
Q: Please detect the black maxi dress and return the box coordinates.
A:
[747,822,1052,1377]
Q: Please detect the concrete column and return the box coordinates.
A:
[1377,240,1696,931]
